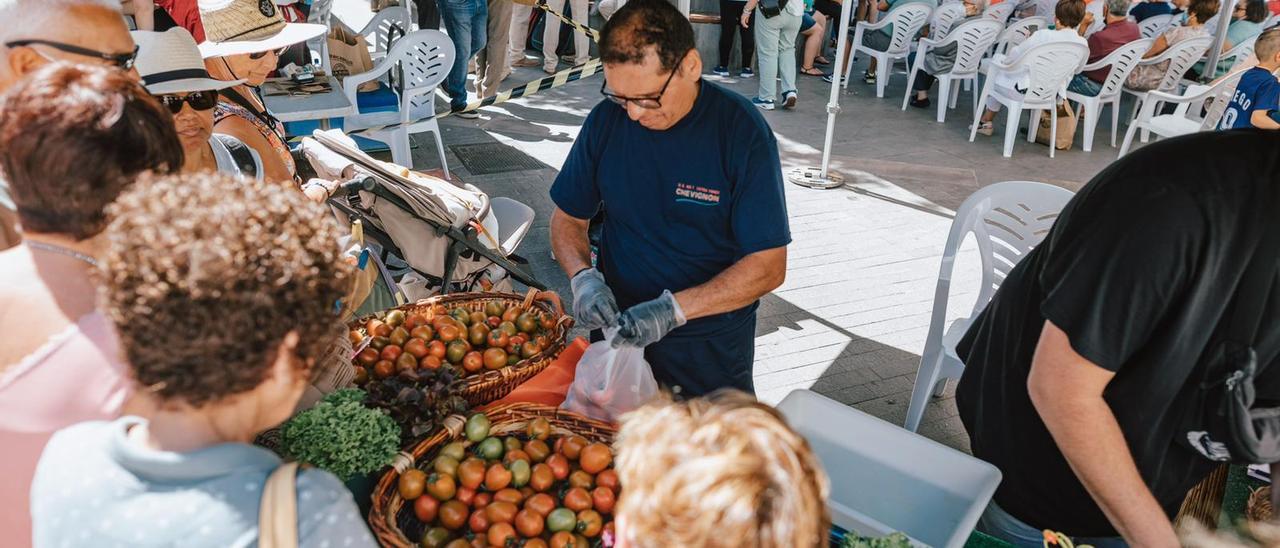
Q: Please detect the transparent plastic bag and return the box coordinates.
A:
[561,328,659,422]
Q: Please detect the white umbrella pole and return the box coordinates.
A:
[1202,0,1237,78]
[789,0,856,188]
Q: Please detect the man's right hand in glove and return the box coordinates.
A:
[570,268,620,331]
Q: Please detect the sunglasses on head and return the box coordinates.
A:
[155,90,220,113]
[3,39,139,70]
[249,47,288,60]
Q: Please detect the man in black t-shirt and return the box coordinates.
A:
[956,130,1280,546]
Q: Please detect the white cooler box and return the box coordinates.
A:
[776,390,1002,548]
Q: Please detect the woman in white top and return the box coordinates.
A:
[972,0,1090,135]
[132,28,264,180]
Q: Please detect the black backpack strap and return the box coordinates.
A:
[212,134,261,180]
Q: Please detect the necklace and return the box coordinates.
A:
[26,240,99,266]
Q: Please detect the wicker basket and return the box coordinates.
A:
[369,403,617,547]
[352,290,574,407]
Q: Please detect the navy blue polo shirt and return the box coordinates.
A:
[550,81,790,341]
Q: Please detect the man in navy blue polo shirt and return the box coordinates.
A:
[549,0,790,398]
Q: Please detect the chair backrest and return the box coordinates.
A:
[1008,40,1089,103]
[363,6,412,56]
[385,30,455,120]
[306,0,335,69]
[886,3,936,53]
[931,2,969,40]
[1139,13,1175,38]
[946,19,1006,74]
[1220,35,1259,72]
[994,16,1047,54]
[1094,38,1154,97]
[1202,69,1248,129]
[1153,34,1213,91]
[984,1,1016,23]
[931,181,1074,328]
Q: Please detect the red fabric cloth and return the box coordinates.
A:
[156,0,205,42]
[485,337,587,408]
[1083,20,1141,83]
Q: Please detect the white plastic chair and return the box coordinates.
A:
[1138,13,1175,38]
[989,16,1047,57]
[1064,38,1152,151]
[984,1,1016,24]
[1122,35,1212,120]
[1117,69,1245,156]
[845,2,935,97]
[930,2,970,41]
[903,19,1005,122]
[342,30,455,176]
[489,197,536,256]
[360,6,412,61]
[306,0,335,73]
[1184,35,1257,85]
[904,181,1074,433]
[969,40,1089,158]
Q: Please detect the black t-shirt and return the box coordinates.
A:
[956,130,1280,537]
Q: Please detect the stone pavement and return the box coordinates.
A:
[374,49,1145,453]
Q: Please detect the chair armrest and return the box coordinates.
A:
[1080,57,1112,72]
[918,36,940,48]
[342,56,397,100]
[861,16,893,31]
[1149,83,1213,103]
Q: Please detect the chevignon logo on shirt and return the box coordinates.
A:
[675,183,721,206]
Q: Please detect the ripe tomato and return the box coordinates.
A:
[524,539,549,548]
[561,436,587,460]
[485,501,518,524]
[428,340,447,359]
[420,354,443,370]
[549,531,576,548]
[455,486,475,506]
[468,508,489,534]
[472,492,492,509]
[426,473,456,501]
[527,418,552,441]
[546,454,570,481]
[576,509,603,537]
[595,469,619,493]
[485,463,513,491]
[578,444,612,474]
[487,522,517,547]
[399,469,426,500]
[523,493,557,517]
[529,463,554,492]
[524,439,551,462]
[380,344,403,361]
[493,488,524,505]
[515,508,545,537]
[462,351,484,373]
[503,449,531,466]
[591,487,615,514]
[438,500,469,530]
[563,487,592,512]
[457,458,486,490]
[568,470,594,490]
[438,324,460,343]
[414,493,440,522]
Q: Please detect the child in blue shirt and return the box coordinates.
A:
[1221,28,1280,130]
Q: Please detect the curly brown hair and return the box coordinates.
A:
[100,172,353,407]
[0,62,182,240]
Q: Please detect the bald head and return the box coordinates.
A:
[0,0,132,91]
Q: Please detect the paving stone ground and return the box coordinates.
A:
[347,22,1147,452]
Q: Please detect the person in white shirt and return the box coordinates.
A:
[971,0,1090,135]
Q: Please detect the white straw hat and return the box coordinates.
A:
[196,0,327,58]
[132,28,245,94]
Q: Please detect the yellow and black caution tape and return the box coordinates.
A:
[514,0,601,42]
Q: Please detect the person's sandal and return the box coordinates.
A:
[863,70,876,84]
[800,66,825,76]
[814,56,831,65]
[970,121,994,136]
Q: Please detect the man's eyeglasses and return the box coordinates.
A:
[156,90,220,114]
[249,47,288,60]
[600,54,688,109]
[3,39,139,70]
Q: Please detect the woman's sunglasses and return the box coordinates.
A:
[156,90,220,114]
[249,47,289,60]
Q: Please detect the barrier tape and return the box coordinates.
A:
[520,0,602,42]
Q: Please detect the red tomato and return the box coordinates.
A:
[414,494,439,522]
[546,454,570,481]
[563,487,592,512]
[485,501,518,524]
[596,469,619,493]
[523,493,557,517]
[591,487,615,514]
[468,508,490,533]
[487,522,517,547]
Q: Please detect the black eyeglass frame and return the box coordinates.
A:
[155,90,221,114]
[599,53,689,110]
[3,39,139,70]
[249,47,289,60]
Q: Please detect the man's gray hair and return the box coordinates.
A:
[1106,0,1129,16]
[0,0,123,43]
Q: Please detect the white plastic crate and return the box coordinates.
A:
[776,389,1001,548]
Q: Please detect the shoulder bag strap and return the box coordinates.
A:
[211,134,261,179]
[259,461,301,548]
[223,88,285,139]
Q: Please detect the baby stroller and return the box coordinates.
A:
[306,130,543,297]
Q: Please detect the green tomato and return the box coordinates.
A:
[546,507,577,533]
[477,437,504,460]
[508,459,531,487]
[433,455,460,477]
[420,526,451,548]
[440,441,468,462]
[464,413,491,442]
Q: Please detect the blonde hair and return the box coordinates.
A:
[613,390,830,548]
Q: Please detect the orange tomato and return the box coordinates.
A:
[561,436,588,460]
[503,449,531,465]
[515,508,545,537]
[485,501,518,524]
[529,463,554,492]
[524,540,549,548]
[591,487,615,514]
[578,443,612,474]
[493,488,524,505]
[595,469,619,492]
[457,458,486,490]
[468,507,489,533]
[563,487,592,512]
[576,509,603,537]
[473,492,492,509]
[523,493,557,517]
[485,463,513,491]
[487,522,517,547]
[438,500,469,530]
[455,486,475,506]
[549,532,576,548]
[524,439,551,462]
[546,454,570,481]
[568,470,594,490]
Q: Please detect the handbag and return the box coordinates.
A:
[759,0,789,18]
[259,462,301,548]
[1179,223,1280,464]
[1034,101,1078,151]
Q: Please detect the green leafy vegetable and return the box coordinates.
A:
[281,388,400,481]
[840,531,912,548]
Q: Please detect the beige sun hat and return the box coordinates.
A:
[196,0,327,58]
[132,28,245,94]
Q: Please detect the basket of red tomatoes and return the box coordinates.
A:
[351,290,573,407]
[370,403,619,548]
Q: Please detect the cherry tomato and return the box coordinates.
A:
[561,436,588,460]
[524,439,551,462]
[591,487,615,514]
[487,522,517,547]
[457,458,486,490]
[414,494,440,522]
[578,443,612,474]
[576,509,603,537]
[529,463,554,492]
[455,486,476,506]
[485,463,513,491]
[493,488,524,505]
[568,470,594,490]
[523,493,557,517]
[596,469,619,493]
[546,454,570,481]
[563,487,592,512]
[438,500,469,530]
[468,507,490,533]
[515,508,545,537]
[485,501,518,524]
